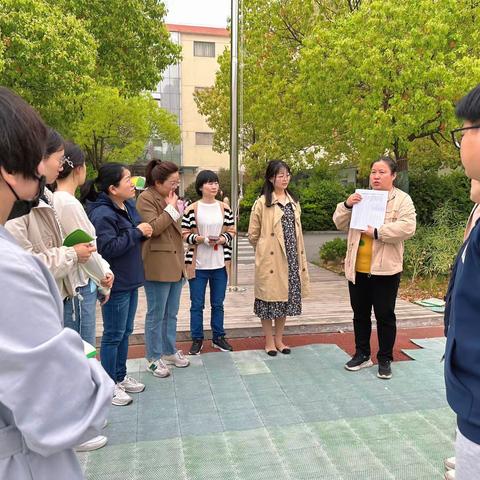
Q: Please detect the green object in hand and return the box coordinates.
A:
[63,229,94,247]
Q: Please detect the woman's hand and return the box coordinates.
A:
[74,243,96,264]
[137,222,153,238]
[361,225,375,238]
[345,192,362,208]
[166,190,178,207]
[196,235,205,244]
[215,236,226,246]
[100,272,114,289]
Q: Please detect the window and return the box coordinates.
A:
[194,41,215,57]
[195,132,214,146]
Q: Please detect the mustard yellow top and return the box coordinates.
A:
[355,233,373,273]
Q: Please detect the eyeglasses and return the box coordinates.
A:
[276,173,291,179]
[450,125,480,149]
[167,180,180,186]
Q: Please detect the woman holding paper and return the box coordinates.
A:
[248,160,310,356]
[52,142,114,347]
[333,156,416,380]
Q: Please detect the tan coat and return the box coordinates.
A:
[333,187,416,284]
[5,188,78,299]
[248,194,310,302]
[136,187,185,282]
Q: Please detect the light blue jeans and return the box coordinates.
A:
[63,280,98,346]
[144,280,184,361]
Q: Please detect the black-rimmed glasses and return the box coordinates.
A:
[450,125,480,149]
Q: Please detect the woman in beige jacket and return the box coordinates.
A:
[333,156,416,380]
[248,160,310,356]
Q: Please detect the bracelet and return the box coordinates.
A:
[374,228,378,240]
[344,201,352,210]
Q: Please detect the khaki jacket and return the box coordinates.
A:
[5,189,78,299]
[248,194,310,302]
[333,187,416,284]
[136,187,186,282]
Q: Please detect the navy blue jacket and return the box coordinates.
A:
[445,222,480,444]
[86,193,145,293]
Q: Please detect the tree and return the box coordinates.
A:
[51,0,181,94]
[0,0,96,118]
[71,87,180,170]
[299,0,480,184]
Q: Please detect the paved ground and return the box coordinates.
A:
[80,338,454,480]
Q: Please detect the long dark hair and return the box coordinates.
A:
[260,160,297,207]
[145,159,178,187]
[80,162,126,204]
[57,142,85,180]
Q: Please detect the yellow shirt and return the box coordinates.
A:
[355,233,373,273]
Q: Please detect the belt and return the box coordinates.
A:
[0,425,24,459]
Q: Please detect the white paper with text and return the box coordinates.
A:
[350,189,388,230]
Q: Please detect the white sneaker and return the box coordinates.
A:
[445,457,455,470]
[75,435,108,452]
[444,469,455,480]
[112,383,133,406]
[163,350,190,368]
[146,358,170,377]
[118,375,145,393]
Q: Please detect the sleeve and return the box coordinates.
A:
[378,195,417,244]
[0,255,114,456]
[93,214,143,259]
[137,194,175,237]
[182,208,198,245]
[221,206,236,245]
[55,199,95,238]
[247,199,262,247]
[5,215,78,280]
[332,201,352,232]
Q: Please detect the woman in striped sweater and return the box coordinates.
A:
[182,170,236,355]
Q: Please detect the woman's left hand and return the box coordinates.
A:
[215,236,226,245]
[361,225,375,238]
[100,272,114,289]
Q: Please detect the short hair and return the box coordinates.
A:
[370,156,398,174]
[0,87,48,178]
[145,159,179,187]
[195,170,219,196]
[456,84,480,122]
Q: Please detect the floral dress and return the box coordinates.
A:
[254,202,302,320]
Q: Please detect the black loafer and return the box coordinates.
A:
[277,347,291,355]
[266,350,277,357]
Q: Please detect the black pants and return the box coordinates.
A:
[348,272,401,362]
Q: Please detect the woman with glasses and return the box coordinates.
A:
[182,170,236,355]
[333,156,416,380]
[136,160,190,378]
[248,160,310,356]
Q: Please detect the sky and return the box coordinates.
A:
[164,0,230,28]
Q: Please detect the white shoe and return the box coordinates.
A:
[75,435,108,452]
[146,358,170,377]
[112,383,133,406]
[444,457,455,470]
[444,469,455,480]
[118,375,145,393]
[163,350,190,368]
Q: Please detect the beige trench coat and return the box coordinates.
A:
[333,187,416,284]
[248,193,310,302]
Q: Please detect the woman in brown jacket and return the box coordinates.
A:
[248,160,310,356]
[136,160,189,379]
[333,156,416,380]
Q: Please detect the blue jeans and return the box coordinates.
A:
[100,288,138,383]
[189,267,228,340]
[63,280,98,346]
[144,279,183,361]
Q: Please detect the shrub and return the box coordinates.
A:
[319,238,347,262]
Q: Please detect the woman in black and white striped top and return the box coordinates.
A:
[181,170,236,355]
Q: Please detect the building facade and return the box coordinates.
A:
[150,24,230,192]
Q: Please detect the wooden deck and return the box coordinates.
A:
[96,263,443,344]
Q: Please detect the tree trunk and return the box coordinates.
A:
[395,156,409,192]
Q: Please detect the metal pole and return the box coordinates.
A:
[229,0,239,288]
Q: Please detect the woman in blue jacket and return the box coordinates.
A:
[82,163,153,407]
